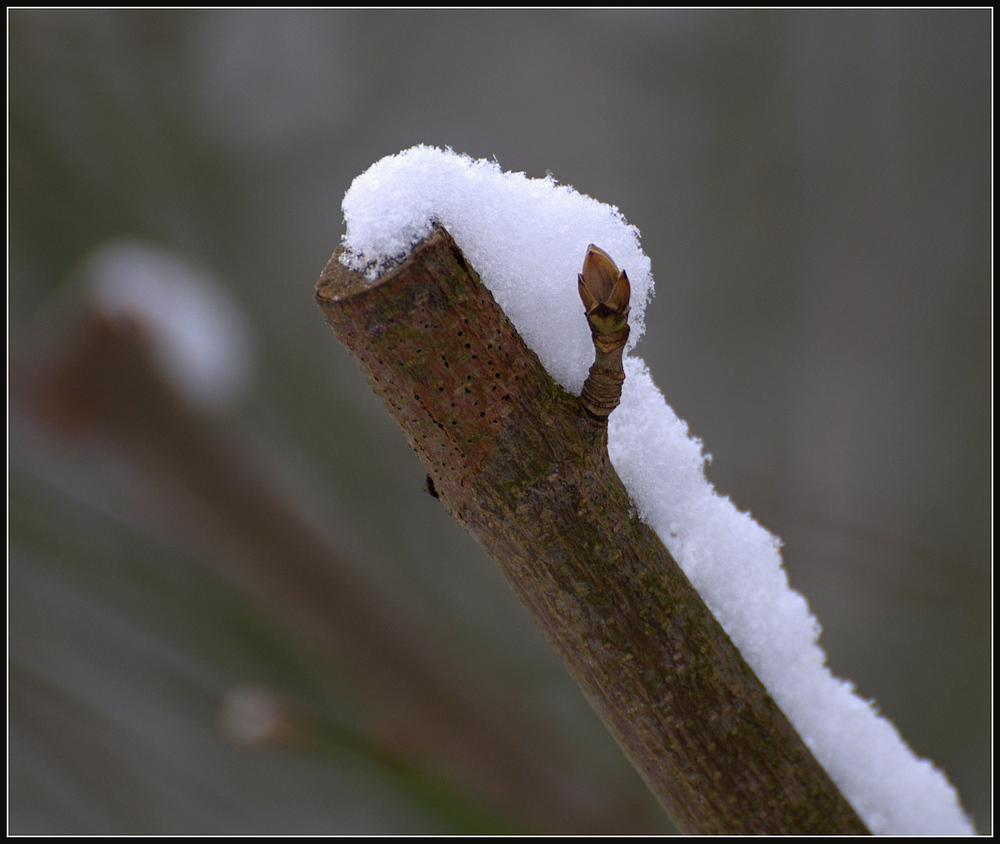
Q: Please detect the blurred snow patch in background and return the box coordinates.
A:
[84,239,254,411]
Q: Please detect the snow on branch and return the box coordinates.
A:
[324,146,973,835]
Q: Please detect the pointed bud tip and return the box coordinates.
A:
[580,245,621,304]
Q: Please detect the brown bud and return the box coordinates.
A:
[578,244,630,336]
[578,245,631,420]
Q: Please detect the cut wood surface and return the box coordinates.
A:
[316,224,869,835]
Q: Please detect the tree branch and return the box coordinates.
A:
[315,224,870,835]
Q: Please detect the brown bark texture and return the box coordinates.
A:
[315,224,870,835]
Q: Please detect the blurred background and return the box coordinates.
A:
[8,9,990,834]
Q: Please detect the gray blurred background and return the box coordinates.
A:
[9,9,990,834]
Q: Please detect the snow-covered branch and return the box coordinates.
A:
[317,146,974,836]
[316,224,868,834]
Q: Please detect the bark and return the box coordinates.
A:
[315,224,870,835]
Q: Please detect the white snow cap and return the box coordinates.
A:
[340,145,974,835]
[340,145,652,396]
